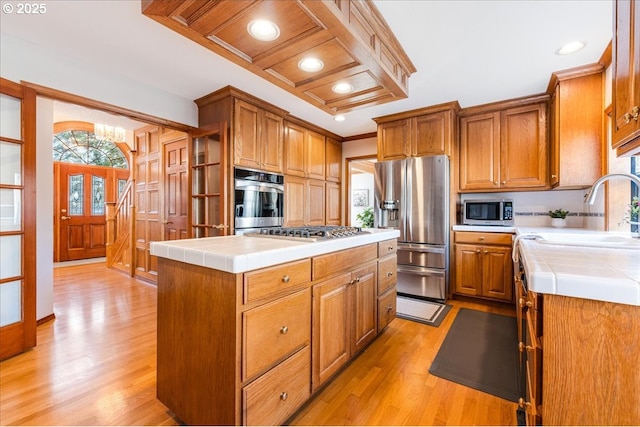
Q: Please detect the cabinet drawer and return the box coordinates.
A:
[244,259,311,304]
[378,239,398,257]
[378,287,397,332]
[378,254,397,295]
[243,288,311,381]
[243,346,311,426]
[312,243,377,281]
[454,231,513,245]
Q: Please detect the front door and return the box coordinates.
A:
[56,163,128,261]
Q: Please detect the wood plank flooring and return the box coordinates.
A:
[0,263,518,426]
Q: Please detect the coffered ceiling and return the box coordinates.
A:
[0,1,613,138]
[142,0,416,116]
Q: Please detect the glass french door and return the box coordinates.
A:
[0,78,36,360]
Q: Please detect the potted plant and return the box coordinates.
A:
[356,206,374,228]
[548,209,569,228]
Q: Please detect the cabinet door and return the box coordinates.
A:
[284,122,306,177]
[260,110,284,173]
[284,175,306,227]
[377,119,410,160]
[459,112,500,190]
[549,91,560,187]
[306,130,326,180]
[325,137,342,182]
[325,181,341,226]
[500,103,548,189]
[481,246,513,302]
[306,179,325,226]
[454,244,482,296]
[612,0,640,149]
[234,99,260,169]
[312,272,351,391]
[413,111,450,156]
[350,262,377,355]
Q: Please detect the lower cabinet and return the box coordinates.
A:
[453,231,513,302]
[156,239,397,426]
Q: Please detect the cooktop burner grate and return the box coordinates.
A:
[252,225,367,240]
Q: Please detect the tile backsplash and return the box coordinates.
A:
[460,189,605,230]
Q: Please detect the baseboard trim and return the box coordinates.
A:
[37,313,56,325]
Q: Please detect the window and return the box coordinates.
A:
[53,130,128,168]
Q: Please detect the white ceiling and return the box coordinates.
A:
[0,0,613,138]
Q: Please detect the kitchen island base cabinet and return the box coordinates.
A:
[155,237,397,426]
[541,295,640,426]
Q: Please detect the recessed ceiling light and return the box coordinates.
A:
[334,115,346,122]
[556,41,585,55]
[298,57,324,73]
[332,82,354,94]
[247,19,280,42]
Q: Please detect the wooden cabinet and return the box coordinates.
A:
[325,137,342,182]
[516,291,640,426]
[311,245,379,391]
[325,181,341,226]
[612,0,640,156]
[377,239,397,332]
[157,238,396,425]
[284,121,325,180]
[459,97,549,192]
[515,279,542,426]
[284,176,325,226]
[547,64,604,188]
[453,232,513,302]
[234,99,284,173]
[374,101,460,161]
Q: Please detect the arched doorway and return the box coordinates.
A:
[52,121,130,262]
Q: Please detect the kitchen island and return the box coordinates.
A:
[513,228,640,426]
[150,229,399,426]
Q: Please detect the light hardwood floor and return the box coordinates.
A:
[0,263,518,426]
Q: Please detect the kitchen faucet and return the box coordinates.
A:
[584,173,640,228]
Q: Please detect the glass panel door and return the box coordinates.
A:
[0,78,36,360]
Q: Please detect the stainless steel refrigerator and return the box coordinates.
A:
[374,155,449,301]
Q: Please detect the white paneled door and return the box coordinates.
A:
[0,78,36,360]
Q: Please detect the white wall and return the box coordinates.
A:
[350,173,374,226]
[460,189,604,229]
[36,98,55,320]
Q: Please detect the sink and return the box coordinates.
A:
[533,232,640,249]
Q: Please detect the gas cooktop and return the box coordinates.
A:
[246,226,368,241]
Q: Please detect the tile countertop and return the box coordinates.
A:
[150,228,400,274]
[513,227,640,306]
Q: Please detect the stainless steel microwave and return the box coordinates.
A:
[462,199,514,226]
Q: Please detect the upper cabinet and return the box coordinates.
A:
[547,64,604,189]
[234,99,284,173]
[325,138,342,183]
[284,121,326,180]
[196,86,288,175]
[374,101,460,161]
[459,96,549,192]
[612,0,640,156]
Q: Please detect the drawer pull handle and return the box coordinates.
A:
[479,236,485,241]
[354,277,360,283]
[388,246,394,251]
[518,342,533,352]
[280,326,289,334]
[387,272,393,277]
[280,392,288,401]
[386,304,393,313]
[518,297,533,308]
[282,275,290,283]
[518,397,531,409]
[484,250,488,254]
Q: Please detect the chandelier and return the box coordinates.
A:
[94,123,125,142]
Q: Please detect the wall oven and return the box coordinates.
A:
[234,167,284,232]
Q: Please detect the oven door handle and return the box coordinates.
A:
[235,181,283,193]
[396,264,445,276]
